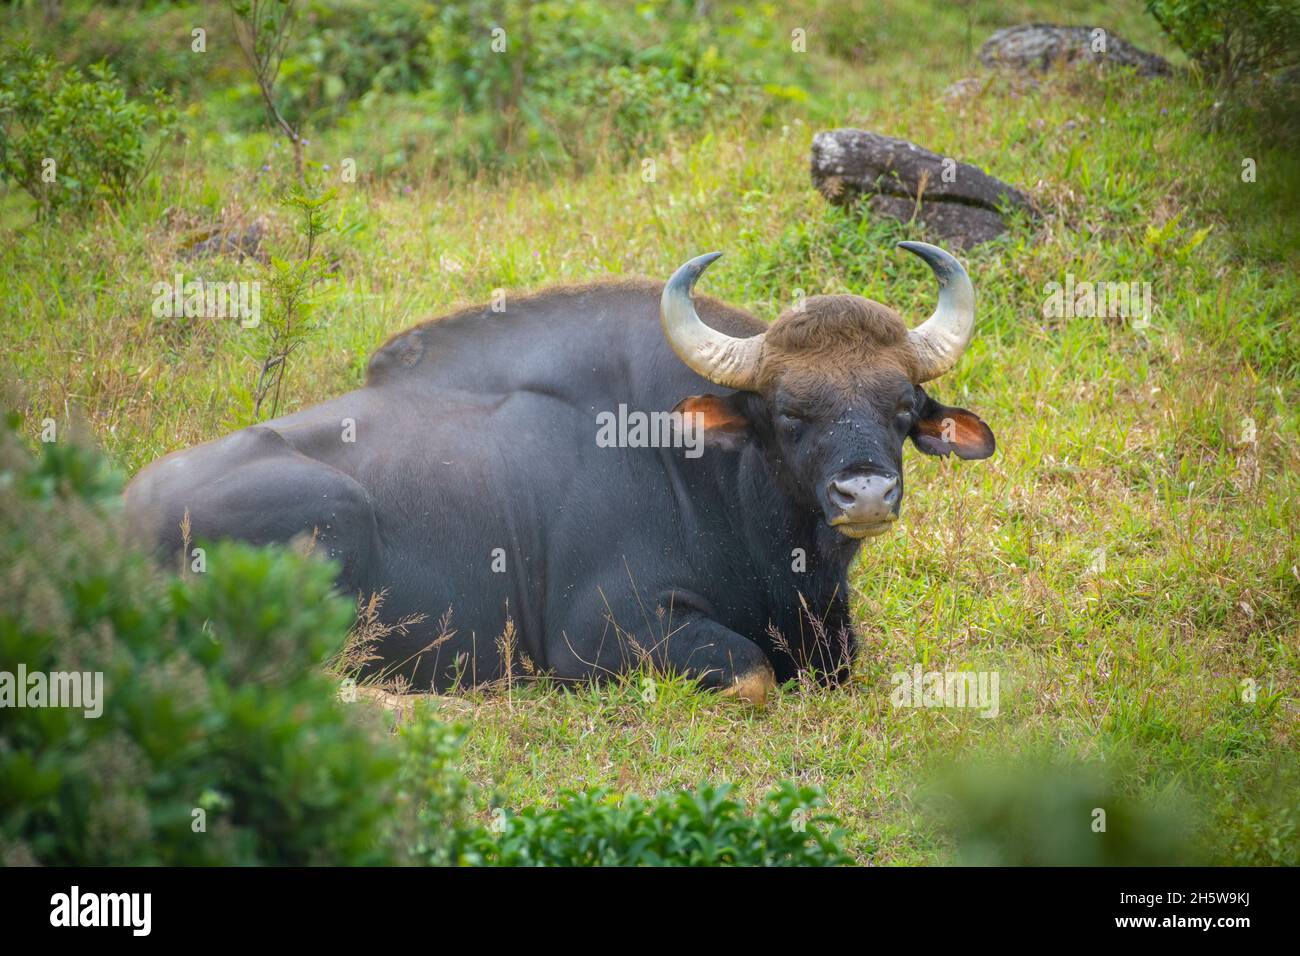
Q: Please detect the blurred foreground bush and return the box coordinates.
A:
[926,757,1201,866]
[0,414,419,864]
[0,417,847,865]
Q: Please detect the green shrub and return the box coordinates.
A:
[285,0,441,115]
[14,1,802,181]
[926,758,1201,866]
[0,45,178,215]
[206,0,773,173]
[1147,0,1300,86]
[0,417,407,865]
[393,715,492,865]
[415,0,775,174]
[479,782,850,866]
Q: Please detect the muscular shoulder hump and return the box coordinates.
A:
[365,277,765,386]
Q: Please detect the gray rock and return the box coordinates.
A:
[182,218,267,261]
[979,24,1172,77]
[866,196,1012,250]
[810,129,1034,249]
[812,129,1032,211]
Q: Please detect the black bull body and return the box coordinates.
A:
[125,244,996,703]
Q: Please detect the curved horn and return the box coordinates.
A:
[660,252,764,390]
[897,241,975,383]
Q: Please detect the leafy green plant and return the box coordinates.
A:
[1142,211,1214,264]
[249,183,339,420]
[480,782,849,866]
[393,715,499,866]
[0,44,177,215]
[0,415,406,865]
[1146,0,1300,87]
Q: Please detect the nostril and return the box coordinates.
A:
[883,478,901,508]
[828,479,856,509]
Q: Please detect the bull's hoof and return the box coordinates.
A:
[720,664,777,708]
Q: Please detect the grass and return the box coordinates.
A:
[2,0,1297,864]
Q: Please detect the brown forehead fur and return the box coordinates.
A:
[757,294,917,393]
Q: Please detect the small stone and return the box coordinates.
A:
[181,218,267,262]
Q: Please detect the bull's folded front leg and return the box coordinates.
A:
[651,614,777,707]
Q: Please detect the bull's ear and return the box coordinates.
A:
[673,394,753,452]
[909,390,996,460]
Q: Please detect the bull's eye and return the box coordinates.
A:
[895,399,914,431]
[778,413,806,442]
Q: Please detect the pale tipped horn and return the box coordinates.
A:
[660,252,764,390]
[897,241,976,383]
